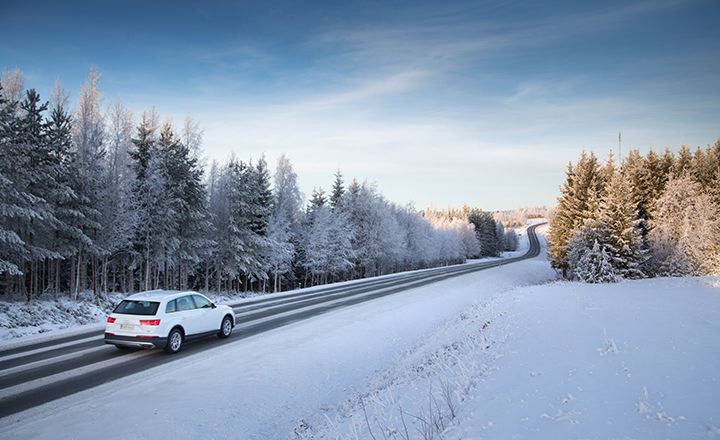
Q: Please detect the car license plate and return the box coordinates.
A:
[119,324,136,330]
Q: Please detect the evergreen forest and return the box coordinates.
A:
[0,69,516,301]
[549,142,720,282]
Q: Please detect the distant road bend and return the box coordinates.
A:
[0,223,544,419]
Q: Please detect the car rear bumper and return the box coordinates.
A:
[104,333,167,349]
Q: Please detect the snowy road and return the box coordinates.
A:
[0,224,543,419]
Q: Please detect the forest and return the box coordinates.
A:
[0,68,517,301]
[549,141,720,282]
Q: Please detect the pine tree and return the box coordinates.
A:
[309,187,327,209]
[548,151,604,273]
[15,90,64,299]
[597,171,645,279]
[330,169,345,210]
[571,239,620,283]
[157,122,211,290]
[45,83,88,295]
[673,145,693,178]
[0,85,27,281]
[129,111,166,291]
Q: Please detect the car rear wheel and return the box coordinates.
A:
[164,328,183,354]
[218,316,233,338]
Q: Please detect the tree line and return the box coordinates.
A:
[549,141,720,282]
[0,68,516,300]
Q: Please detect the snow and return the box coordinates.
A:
[2,228,719,439]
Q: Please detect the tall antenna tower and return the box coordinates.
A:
[618,132,622,164]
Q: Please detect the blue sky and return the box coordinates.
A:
[3,0,719,210]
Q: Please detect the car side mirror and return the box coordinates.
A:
[211,303,216,309]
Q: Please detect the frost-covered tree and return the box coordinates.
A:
[45,81,88,296]
[469,209,501,257]
[597,171,645,279]
[70,68,106,297]
[157,122,211,290]
[98,100,137,294]
[265,154,302,292]
[647,175,720,276]
[330,169,345,210]
[0,87,62,297]
[503,229,519,251]
[0,68,24,104]
[343,182,404,277]
[0,85,25,280]
[570,239,619,283]
[129,111,167,291]
[548,151,604,274]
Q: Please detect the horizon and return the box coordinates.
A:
[3,0,719,211]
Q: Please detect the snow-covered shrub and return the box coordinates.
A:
[566,226,621,283]
[504,229,519,251]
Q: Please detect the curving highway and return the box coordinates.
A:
[0,223,544,419]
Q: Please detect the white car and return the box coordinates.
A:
[104,290,235,354]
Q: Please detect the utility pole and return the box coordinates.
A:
[618,132,622,164]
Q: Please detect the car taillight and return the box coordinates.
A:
[140,319,160,326]
[107,317,116,323]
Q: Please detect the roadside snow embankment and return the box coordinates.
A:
[309,277,720,439]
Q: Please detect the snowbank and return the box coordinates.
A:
[309,276,720,439]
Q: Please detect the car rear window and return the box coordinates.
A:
[113,300,160,316]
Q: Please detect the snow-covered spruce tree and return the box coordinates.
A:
[598,171,645,279]
[45,81,89,296]
[247,156,273,291]
[571,239,619,283]
[673,145,693,178]
[326,201,354,282]
[12,89,65,299]
[157,122,212,291]
[647,175,720,276]
[468,209,501,257]
[300,185,353,285]
[565,170,644,282]
[129,111,169,291]
[330,169,345,210]
[548,151,604,274]
[0,85,26,283]
[0,86,61,297]
[621,149,671,246]
[214,158,271,292]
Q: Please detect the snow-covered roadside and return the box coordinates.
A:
[308,276,720,439]
[0,238,556,439]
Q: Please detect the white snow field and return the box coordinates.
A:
[1,230,719,439]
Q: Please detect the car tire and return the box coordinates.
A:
[164,328,183,354]
[218,315,233,339]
